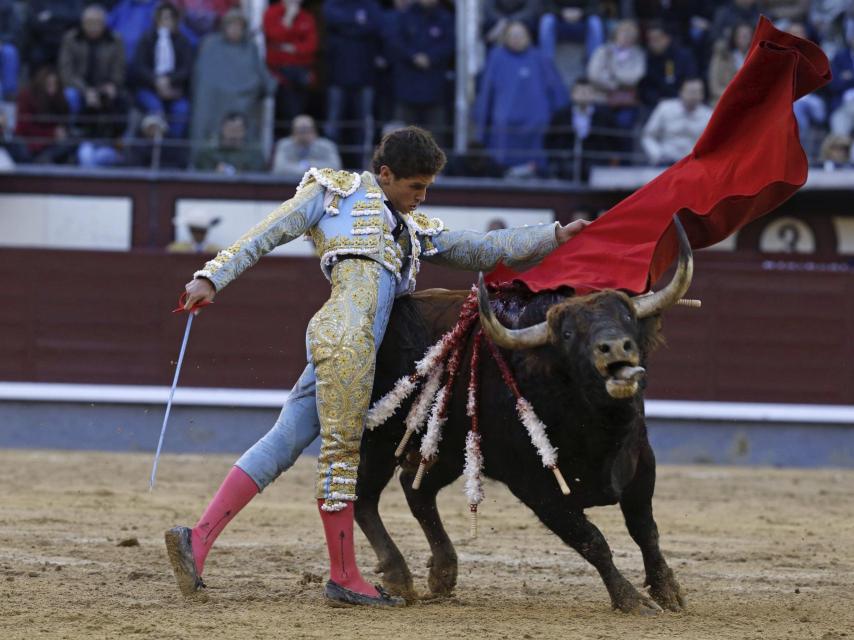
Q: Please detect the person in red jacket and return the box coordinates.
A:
[14,66,76,164]
[263,0,318,136]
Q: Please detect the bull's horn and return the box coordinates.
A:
[632,216,694,319]
[477,273,549,350]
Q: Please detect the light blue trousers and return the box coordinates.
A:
[235,259,397,491]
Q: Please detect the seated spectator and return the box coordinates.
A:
[193,111,266,173]
[829,29,854,138]
[785,21,827,155]
[710,0,758,42]
[708,22,753,104]
[538,2,605,91]
[190,9,273,151]
[475,21,569,174]
[167,209,221,253]
[809,0,853,59]
[271,114,341,179]
[23,0,85,69]
[130,2,193,140]
[587,19,646,131]
[323,0,383,166]
[174,0,239,45]
[0,0,21,102]
[545,76,615,181]
[482,0,545,46]
[641,77,711,165]
[125,112,189,169]
[634,1,714,47]
[639,22,698,108]
[389,0,454,143]
[15,66,77,164]
[58,5,128,140]
[818,133,853,170]
[0,103,29,165]
[263,0,318,137]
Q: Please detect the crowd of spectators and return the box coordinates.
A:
[0,0,853,179]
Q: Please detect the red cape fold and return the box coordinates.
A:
[488,17,831,295]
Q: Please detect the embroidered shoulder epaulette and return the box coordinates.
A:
[408,212,445,236]
[296,167,361,198]
[297,167,362,216]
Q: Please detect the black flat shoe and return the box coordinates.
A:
[323,580,405,608]
[164,526,206,597]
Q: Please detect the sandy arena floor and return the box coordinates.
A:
[0,449,851,640]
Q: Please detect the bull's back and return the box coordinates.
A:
[373,289,470,398]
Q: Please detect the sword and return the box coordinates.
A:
[149,293,211,491]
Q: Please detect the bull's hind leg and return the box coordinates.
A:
[400,461,459,597]
[354,440,418,602]
[619,442,685,611]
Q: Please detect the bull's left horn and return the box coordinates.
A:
[477,273,549,350]
[632,216,694,319]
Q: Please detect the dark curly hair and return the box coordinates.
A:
[371,126,446,178]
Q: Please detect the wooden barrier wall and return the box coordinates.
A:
[1,169,848,253]
[1,248,852,404]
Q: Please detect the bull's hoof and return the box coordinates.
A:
[611,582,662,615]
[648,568,686,612]
[426,555,457,597]
[381,577,419,604]
[375,563,419,604]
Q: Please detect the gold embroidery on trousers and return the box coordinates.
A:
[308,258,382,510]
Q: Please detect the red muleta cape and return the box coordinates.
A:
[488,17,831,295]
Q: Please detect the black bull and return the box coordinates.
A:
[356,222,693,613]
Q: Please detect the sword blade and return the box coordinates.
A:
[149,312,195,491]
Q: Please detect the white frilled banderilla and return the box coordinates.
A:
[365,284,571,538]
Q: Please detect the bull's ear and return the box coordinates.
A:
[638,315,665,355]
[545,302,568,340]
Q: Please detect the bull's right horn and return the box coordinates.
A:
[477,273,550,350]
[632,216,694,319]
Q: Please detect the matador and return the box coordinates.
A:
[165,127,588,607]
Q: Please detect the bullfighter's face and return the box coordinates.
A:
[548,292,651,401]
[378,166,436,214]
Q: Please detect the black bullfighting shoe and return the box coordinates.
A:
[164,526,206,597]
[323,581,405,608]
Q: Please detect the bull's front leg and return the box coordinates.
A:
[619,444,685,611]
[355,437,419,602]
[400,456,458,598]
[532,499,662,614]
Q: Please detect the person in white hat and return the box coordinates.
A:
[167,209,221,253]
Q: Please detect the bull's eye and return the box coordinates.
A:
[562,330,572,339]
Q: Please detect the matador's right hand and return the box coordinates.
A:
[183,278,216,313]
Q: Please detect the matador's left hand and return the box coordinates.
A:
[556,219,592,245]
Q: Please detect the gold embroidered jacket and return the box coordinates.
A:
[194,168,559,297]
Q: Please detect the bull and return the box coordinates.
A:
[354,221,693,614]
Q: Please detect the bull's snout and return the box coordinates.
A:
[592,335,644,400]
[595,337,637,360]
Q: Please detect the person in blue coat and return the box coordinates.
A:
[829,32,854,137]
[638,22,698,109]
[323,0,384,162]
[108,0,159,63]
[388,0,454,144]
[475,20,569,174]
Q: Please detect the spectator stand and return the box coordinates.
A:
[1,2,850,180]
